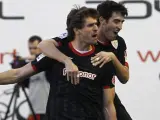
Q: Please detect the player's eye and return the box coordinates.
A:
[87,23,97,27]
[87,23,94,27]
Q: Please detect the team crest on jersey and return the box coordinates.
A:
[36,53,45,61]
[58,32,68,39]
[111,40,118,49]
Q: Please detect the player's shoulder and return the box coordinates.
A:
[52,32,68,41]
[57,32,68,39]
[115,35,127,50]
[116,35,126,45]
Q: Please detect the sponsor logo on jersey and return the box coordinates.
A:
[63,68,97,80]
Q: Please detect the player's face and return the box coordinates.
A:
[28,40,41,55]
[78,17,98,45]
[101,12,124,41]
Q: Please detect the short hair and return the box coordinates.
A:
[97,0,128,20]
[66,6,87,28]
[28,35,42,43]
[67,6,98,40]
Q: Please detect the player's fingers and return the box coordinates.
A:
[71,71,76,85]
[70,72,75,84]
[93,57,105,66]
[99,57,110,68]
[91,57,101,64]
[67,71,73,82]
[74,71,79,85]
[91,54,100,62]
[67,71,70,81]
[99,61,106,68]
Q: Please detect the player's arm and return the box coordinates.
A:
[111,37,129,84]
[102,62,117,120]
[103,87,116,120]
[111,55,129,84]
[38,38,71,65]
[91,38,129,84]
[38,37,79,84]
[0,62,36,85]
[0,53,54,85]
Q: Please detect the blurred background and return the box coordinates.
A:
[0,0,159,120]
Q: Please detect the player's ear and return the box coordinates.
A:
[99,16,105,24]
[74,28,81,35]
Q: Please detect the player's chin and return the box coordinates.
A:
[88,40,97,45]
[91,38,98,44]
[108,35,116,41]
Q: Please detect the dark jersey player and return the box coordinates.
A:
[32,41,115,120]
[53,32,129,120]
[0,7,116,120]
[38,1,132,120]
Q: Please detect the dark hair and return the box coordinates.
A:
[67,6,98,40]
[28,35,42,43]
[97,0,128,20]
[66,6,87,28]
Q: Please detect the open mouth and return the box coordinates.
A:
[92,34,97,38]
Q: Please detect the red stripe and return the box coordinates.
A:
[103,86,110,89]
[28,114,40,120]
[68,42,95,56]
[32,65,37,71]
[58,41,62,46]
[125,62,129,68]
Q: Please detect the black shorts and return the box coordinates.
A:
[114,93,132,120]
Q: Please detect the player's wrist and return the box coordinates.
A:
[62,57,72,65]
[111,53,116,62]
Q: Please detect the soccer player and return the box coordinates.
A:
[38,1,132,120]
[0,7,116,120]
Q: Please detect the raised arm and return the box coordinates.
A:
[38,39,70,64]
[38,39,79,84]
[91,37,129,84]
[0,63,35,84]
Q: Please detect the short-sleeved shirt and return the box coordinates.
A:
[31,41,115,120]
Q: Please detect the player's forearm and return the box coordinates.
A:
[112,55,129,84]
[104,103,117,120]
[38,40,71,64]
[0,69,21,84]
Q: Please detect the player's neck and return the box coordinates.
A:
[71,40,92,52]
[98,29,110,43]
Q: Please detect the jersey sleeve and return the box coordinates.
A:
[102,62,115,89]
[31,53,56,72]
[52,32,70,46]
[117,36,129,68]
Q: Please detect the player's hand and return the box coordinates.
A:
[64,58,79,85]
[91,51,114,68]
